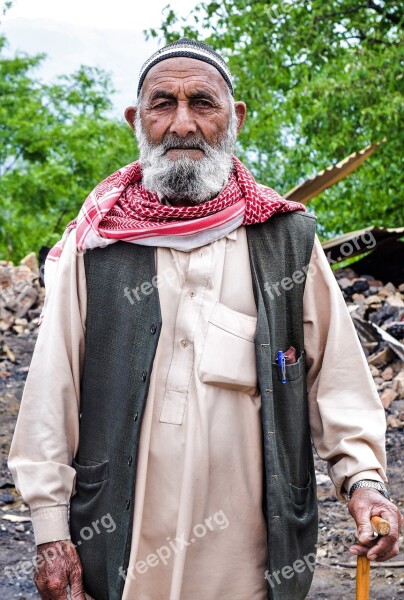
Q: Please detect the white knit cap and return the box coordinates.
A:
[137,37,234,96]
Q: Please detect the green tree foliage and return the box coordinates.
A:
[0,35,137,261]
[149,0,404,236]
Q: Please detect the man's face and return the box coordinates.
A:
[125,58,246,205]
[138,57,235,158]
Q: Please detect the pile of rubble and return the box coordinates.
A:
[0,254,44,374]
[335,267,404,428]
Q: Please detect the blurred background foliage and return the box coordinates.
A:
[0,0,403,261]
[0,33,137,261]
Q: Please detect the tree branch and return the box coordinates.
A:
[314,2,403,28]
[0,150,23,178]
[367,0,403,26]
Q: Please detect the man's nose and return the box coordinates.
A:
[169,103,197,137]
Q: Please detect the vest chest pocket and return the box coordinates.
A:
[72,458,109,485]
[198,301,258,396]
[272,350,305,384]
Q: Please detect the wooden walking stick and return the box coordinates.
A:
[356,516,390,600]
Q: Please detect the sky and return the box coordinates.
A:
[2,0,200,116]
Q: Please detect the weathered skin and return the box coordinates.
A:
[348,488,403,561]
[34,540,86,599]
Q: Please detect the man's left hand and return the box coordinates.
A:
[348,488,404,562]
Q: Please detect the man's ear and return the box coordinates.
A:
[124,106,137,131]
[234,101,247,132]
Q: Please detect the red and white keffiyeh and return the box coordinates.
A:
[46,155,305,275]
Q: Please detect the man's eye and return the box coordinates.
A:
[153,101,172,109]
[194,100,212,107]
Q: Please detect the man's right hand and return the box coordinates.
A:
[34,539,86,599]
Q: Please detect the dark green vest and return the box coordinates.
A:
[70,211,318,600]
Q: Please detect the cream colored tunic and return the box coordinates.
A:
[8,227,387,600]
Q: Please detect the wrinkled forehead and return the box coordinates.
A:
[141,57,229,100]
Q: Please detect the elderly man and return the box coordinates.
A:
[8,38,402,600]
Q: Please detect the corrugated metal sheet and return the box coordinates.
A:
[285,142,384,204]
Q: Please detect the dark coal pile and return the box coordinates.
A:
[335,267,404,430]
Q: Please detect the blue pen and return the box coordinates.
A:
[277,350,287,384]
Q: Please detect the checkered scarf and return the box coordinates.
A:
[47,156,305,270]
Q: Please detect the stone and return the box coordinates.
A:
[386,415,403,428]
[20,252,38,273]
[14,318,28,327]
[368,347,394,367]
[364,295,382,306]
[386,322,404,340]
[352,293,365,307]
[381,388,399,409]
[0,493,14,505]
[352,279,369,293]
[0,317,13,332]
[368,364,380,377]
[1,345,15,362]
[386,295,404,308]
[399,283,404,293]
[393,372,404,398]
[382,366,394,381]
[12,325,25,335]
[384,282,397,294]
[337,277,353,290]
[368,279,384,288]
[379,381,395,391]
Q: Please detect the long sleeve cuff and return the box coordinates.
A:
[30,505,71,545]
[340,470,386,502]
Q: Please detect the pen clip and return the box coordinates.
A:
[277,350,287,384]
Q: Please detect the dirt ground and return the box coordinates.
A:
[1,330,403,599]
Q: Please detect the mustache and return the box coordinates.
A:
[158,134,209,154]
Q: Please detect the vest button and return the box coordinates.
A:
[125,499,131,509]
[134,412,138,422]
[128,456,133,466]
[150,323,157,334]
[141,371,147,381]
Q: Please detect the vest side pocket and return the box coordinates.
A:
[287,473,318,530]
[72,458,109,484]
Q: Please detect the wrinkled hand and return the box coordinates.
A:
[348,488,404,562]
[34,539,86,599]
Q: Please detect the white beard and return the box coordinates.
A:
[135,105,238,205]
